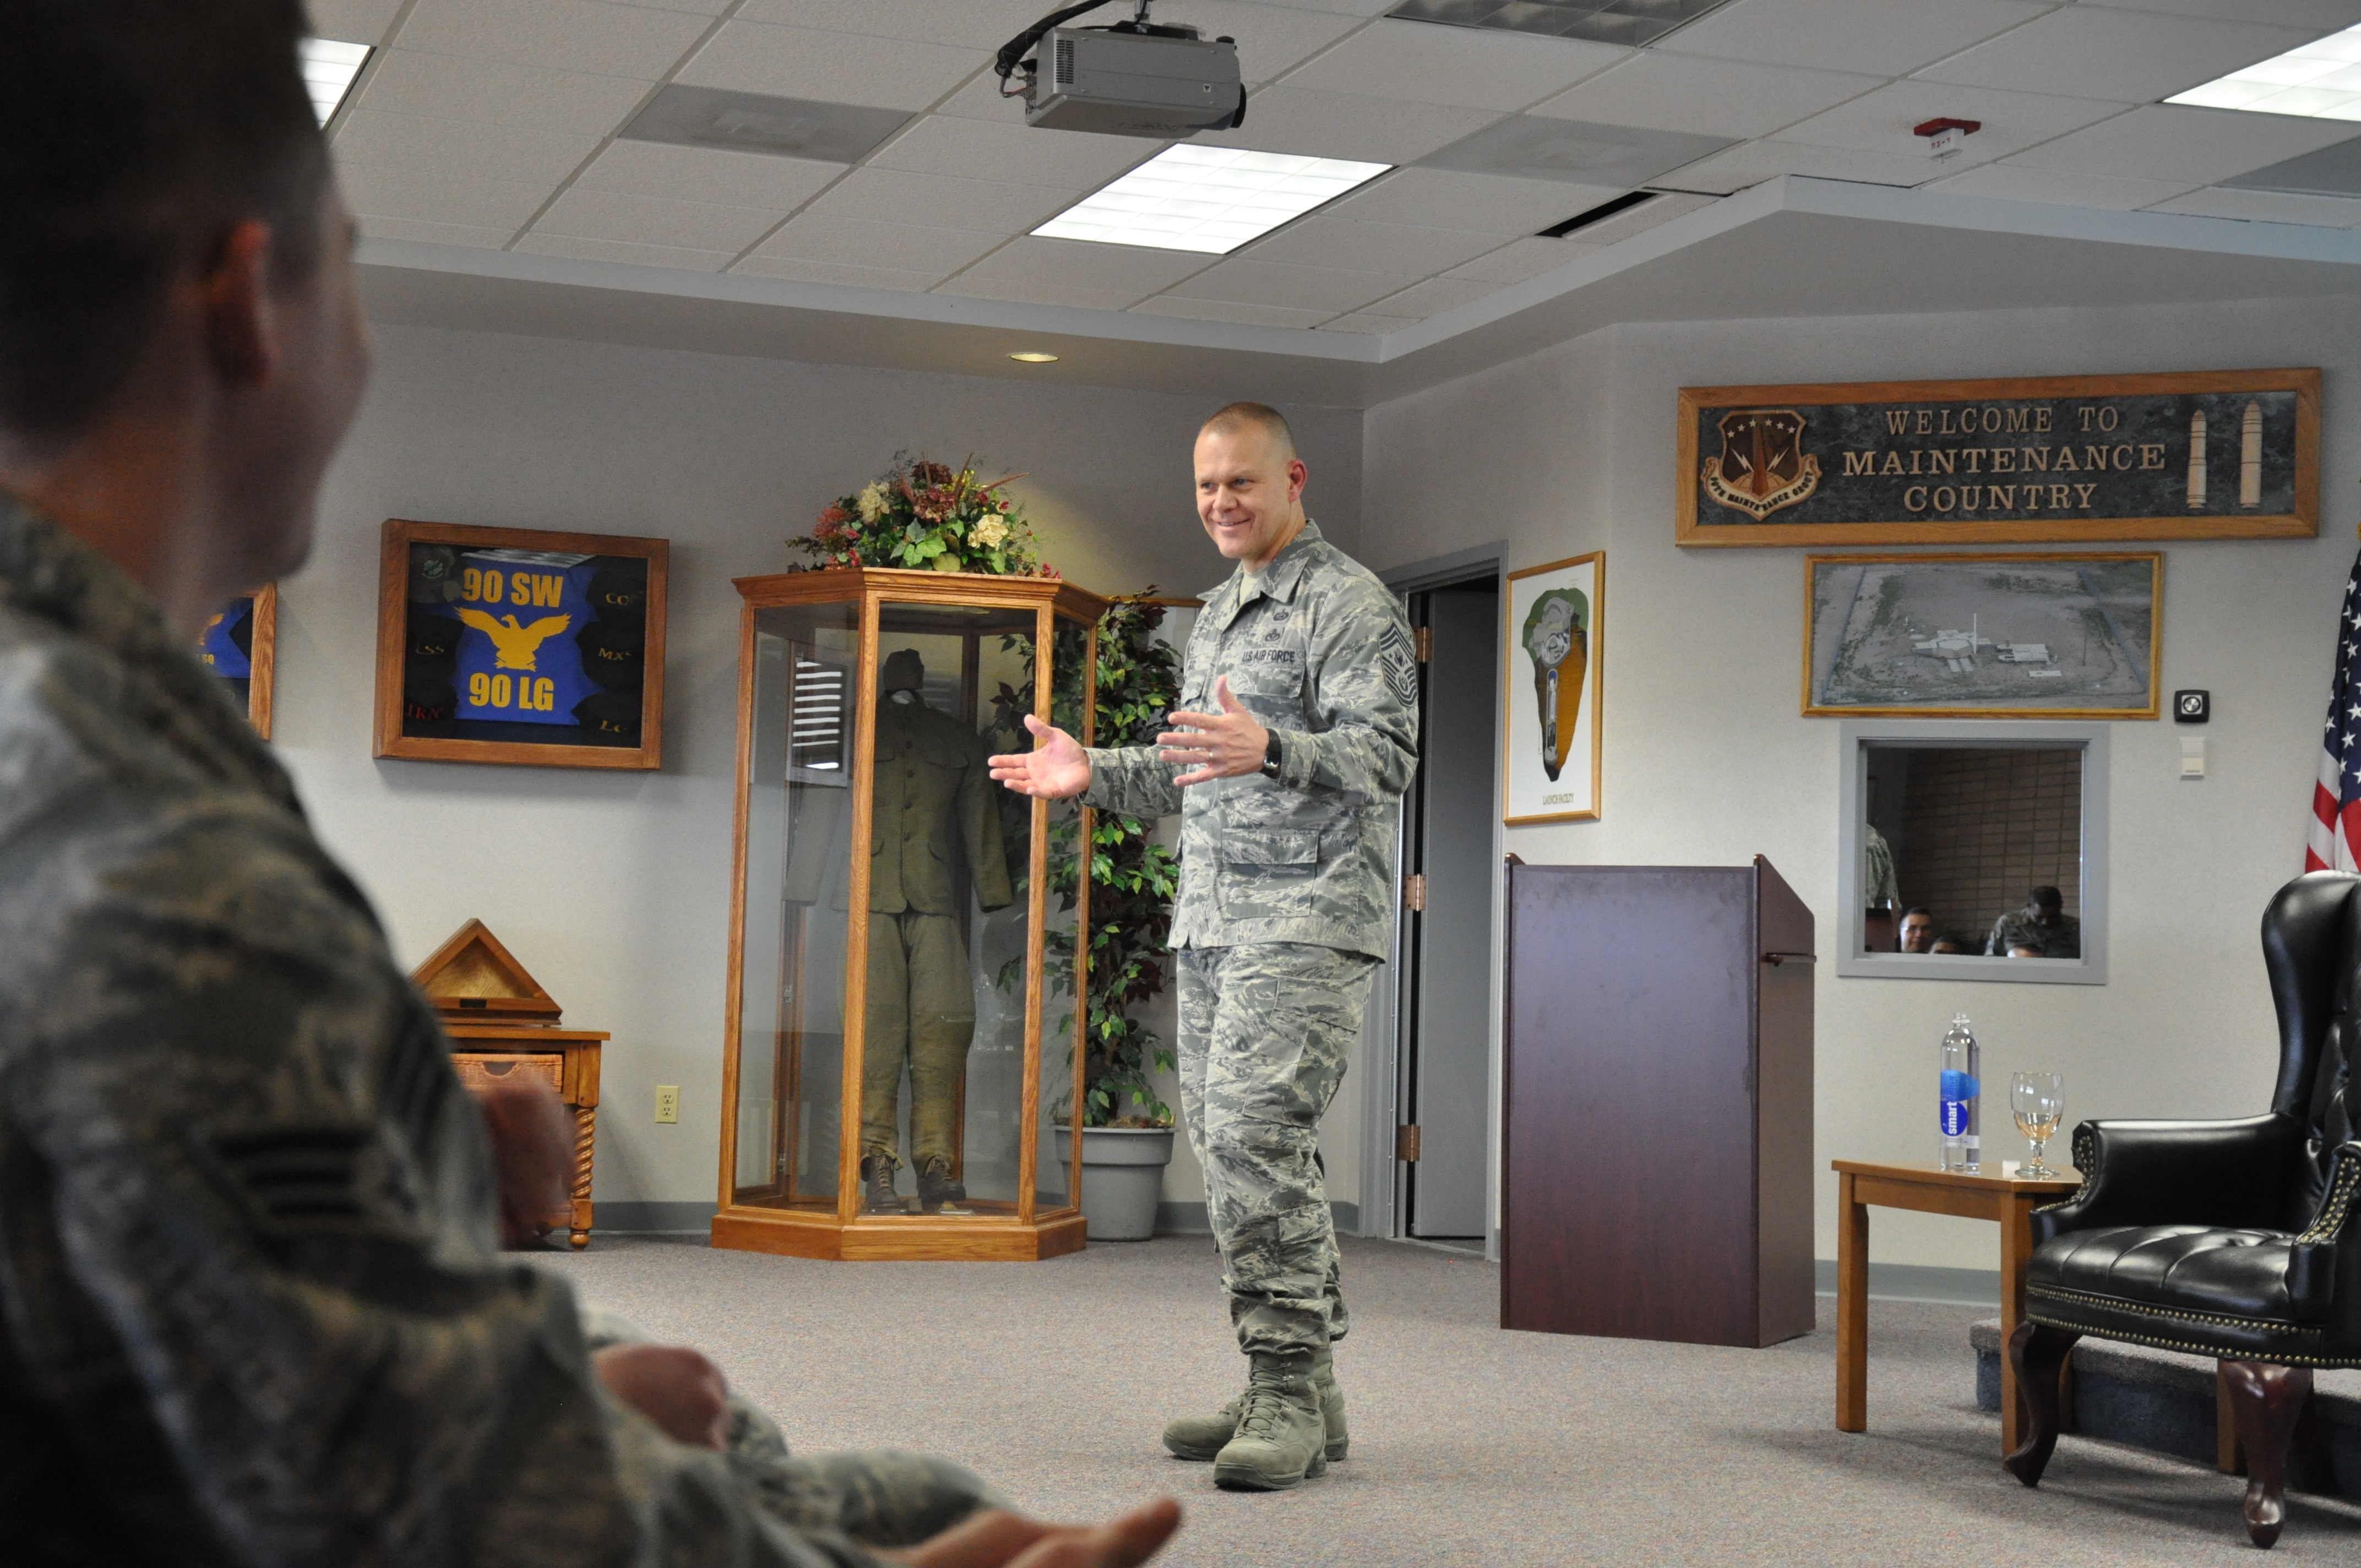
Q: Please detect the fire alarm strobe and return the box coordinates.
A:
[1914,117,1982,160]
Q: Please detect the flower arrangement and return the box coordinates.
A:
[797,455,1057,577]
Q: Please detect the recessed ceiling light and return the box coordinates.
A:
[1032,145,1391,255]
[300,38,370,127]
[1008,351,1060,363]
[2168,24,2361,120]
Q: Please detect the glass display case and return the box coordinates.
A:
[715,567,1108,1261]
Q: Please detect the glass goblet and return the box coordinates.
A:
[2010,1071,2065,1179]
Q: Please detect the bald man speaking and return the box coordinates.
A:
[991,404,1417,1492]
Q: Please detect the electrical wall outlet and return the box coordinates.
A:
[655,1085,680,1124]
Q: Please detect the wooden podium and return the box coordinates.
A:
[1502,857,1815,1347]
[413,920,607,1249]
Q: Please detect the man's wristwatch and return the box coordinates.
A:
[1259,731,1283,780]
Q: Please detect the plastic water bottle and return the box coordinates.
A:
[1939,1012,1981,1172]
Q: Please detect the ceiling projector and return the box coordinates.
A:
[996,1,1245,139]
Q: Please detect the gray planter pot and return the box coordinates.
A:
[1054,1125,1176,1242]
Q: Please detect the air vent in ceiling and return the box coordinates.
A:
[1388,0,1736,48]
[1538,189,1653,238]
[1419,116,1731,188]
[620,85,913,165]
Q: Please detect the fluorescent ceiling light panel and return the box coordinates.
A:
[301,39,370,126]
[1032,146,1391,255]
[2167,24,2361,121]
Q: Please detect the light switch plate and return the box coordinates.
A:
[655,1085,681,1124]
[2180,736,2207,778]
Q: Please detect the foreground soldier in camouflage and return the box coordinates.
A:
[991,404,1417,1491]
[0,6,1179,1565]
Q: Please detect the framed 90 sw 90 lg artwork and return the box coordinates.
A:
[373,519,668,770]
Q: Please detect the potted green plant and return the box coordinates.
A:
[994,596,1183,1240]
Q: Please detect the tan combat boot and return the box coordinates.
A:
[1210,1352,1327,1491]
[1161,1346,1347,1462]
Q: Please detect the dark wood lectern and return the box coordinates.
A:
[1502,857,1814,1347]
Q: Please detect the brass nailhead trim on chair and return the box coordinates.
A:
[2026,1310,2361,1369]
[2026,1283,2325,1336]
[2295,1142,2361,1247]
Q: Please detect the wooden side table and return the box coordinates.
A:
[1833,1159,2081,1453]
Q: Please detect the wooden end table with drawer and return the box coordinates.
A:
[1834,1159,2082,1455]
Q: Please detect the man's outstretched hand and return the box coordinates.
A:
[890,1499,1180,1568]
[988,713,1091,799]
[593,1343,732,1450]
[1157,678,1269,788]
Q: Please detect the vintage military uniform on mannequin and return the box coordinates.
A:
[863,649,1013,1214]
[1079,520,1417,1486]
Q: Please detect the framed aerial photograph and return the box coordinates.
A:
[1678,369,2318,547]
[1503,552,1602,825]
[373,519,668,770]
[198,584,275,738]
[1804,552,2162,721]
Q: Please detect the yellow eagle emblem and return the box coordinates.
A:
[455,609,571,671]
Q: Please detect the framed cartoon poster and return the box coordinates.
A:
[197,584,275,738]
[1503,553,1602,825]
[373,519,668,770]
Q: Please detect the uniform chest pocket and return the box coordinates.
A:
[1221,827,1320,876]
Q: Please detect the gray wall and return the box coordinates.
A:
[282,324,1361,1217]
[1358,295,2358,1271]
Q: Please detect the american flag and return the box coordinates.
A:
[2307,548,2361,873]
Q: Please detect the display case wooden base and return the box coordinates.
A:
[711,1208,1087,1262]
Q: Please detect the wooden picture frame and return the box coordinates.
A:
[1677,369,2319,547]
[1503,552,1603,825]
[198,583,276,739]
[1804,552,2162,720]
[373,519,668,770]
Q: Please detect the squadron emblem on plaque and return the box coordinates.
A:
[1701,406,1821,521]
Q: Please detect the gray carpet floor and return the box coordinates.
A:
[536,1235,2361,1566]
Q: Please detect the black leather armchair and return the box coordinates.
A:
[2006,870,2361,1548]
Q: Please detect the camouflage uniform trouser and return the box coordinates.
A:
[581,1308,1002,1548]
[1176,941,1379,1358]
[862,911,976,1167]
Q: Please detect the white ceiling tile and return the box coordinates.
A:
[735,1,1053,50]
[1130,296,1335,328]
[395,0,709,80]
[2145,186,2361,226]
[1564,189,1716,243]
[956,237,1214,292]
[801,168,1078,232]
[1328,167,1620,232]
[355,214,513,247]
[869,115,1157,190]
[1656,140,1941,195]
[677,21,986,112]
[929,71,1051,123]
[1530,52,1884,140]
[1364,273,1503,315]
[307,0,405,46]
[1192,86,1503,164]
[532,187,785,251]
[1278,18,1628,111]
[339,160,550,229]
[513,232,734,269]
[1923,164,2201,209]
[1150,1,1366,86]
[1446,235,1598,282]
[1166,257,1418,311]
[1772,83,2131,170]
[2000,104,2361,184]
[573,139,844,209]
[1913,9,2325,104]
[1661,0,2053,77]
[1244,215,1505,273]
[354,47,653,134]
[1253,0,1396,14]
[748,214,1007,271]
[2098,0,2361,22]
[331,111,600,189]
[1316,311,1417,333]
[730,255,949,288]
[932,274,1151,310]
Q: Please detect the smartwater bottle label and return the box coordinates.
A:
[1939,1070,1978,1136]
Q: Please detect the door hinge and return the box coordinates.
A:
[1402,873,1427,912]
[1396,1124,1422,1161]
[1413,625,1432,663]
